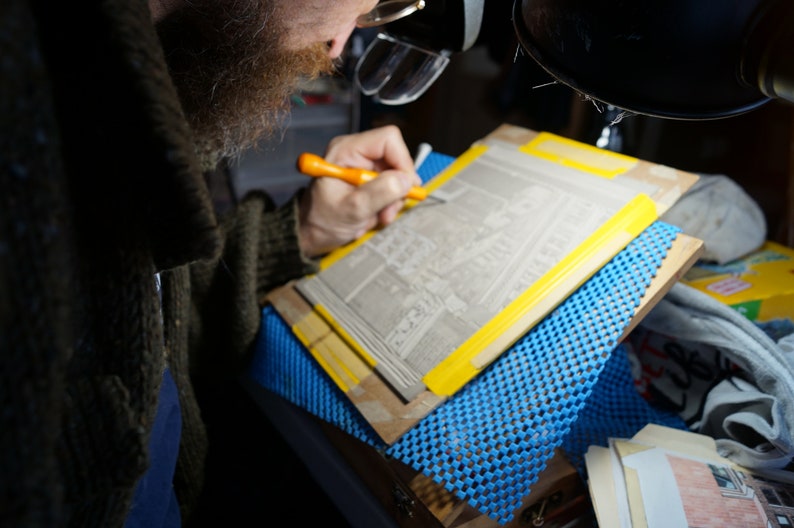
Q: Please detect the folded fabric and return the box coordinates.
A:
[776,332,794,372]
[628,282,794,470]
[660,174,766,264]
[699,377,792,469]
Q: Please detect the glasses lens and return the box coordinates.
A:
[355,33,450,105]
[355,33,412,95]
[357,0,425,28]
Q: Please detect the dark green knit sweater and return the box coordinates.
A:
[0,0,317,525]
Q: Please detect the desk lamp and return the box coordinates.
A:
[512,0,794,120]
[355,0,793,119]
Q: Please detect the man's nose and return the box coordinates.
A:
[327,23,356,59]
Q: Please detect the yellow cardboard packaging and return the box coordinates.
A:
[681,240,794,324]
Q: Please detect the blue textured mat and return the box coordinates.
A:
[249,152,687,524]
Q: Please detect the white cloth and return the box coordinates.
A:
[629,282,794,470]
[699,377,792,469]
[660,174,766,264]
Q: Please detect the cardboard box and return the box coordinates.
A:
[681,241,794,324]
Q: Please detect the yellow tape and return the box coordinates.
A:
[298,310,374,393]
[306,344,349,392]
[314,304,378,368]
[293,310,330,345]
[520,132,638,178]
[292,325,312,350]
[323,332,372,382]
[319,230,377,270]
[424,144,488,192]
[311,336,364,391]
[423,193,658,396]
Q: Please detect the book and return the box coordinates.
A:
[267,124,702,444]
[585,424,794,528]
[681,240,794,326]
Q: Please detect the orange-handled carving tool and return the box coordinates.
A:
[297,152,428,201]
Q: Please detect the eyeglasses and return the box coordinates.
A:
[354,32,450,105]
[357,0,426,28]
[353,0,448,106]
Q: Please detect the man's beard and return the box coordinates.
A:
[156,0,336,169]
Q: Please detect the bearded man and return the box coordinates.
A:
[0,0,421,526]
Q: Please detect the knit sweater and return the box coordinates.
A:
[0,0,317,526]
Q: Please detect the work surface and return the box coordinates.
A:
[249,151,703,525]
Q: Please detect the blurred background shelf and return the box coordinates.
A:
[229,76,359,206]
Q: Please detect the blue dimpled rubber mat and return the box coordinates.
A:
[249,152,687,524]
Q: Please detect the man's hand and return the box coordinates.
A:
[298,125,422,258]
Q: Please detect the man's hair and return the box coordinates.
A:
[156,0,335,169]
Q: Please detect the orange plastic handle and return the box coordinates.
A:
[297,152,427,201]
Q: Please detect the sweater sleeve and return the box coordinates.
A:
[254,190,320,296]
[187,190,318,391]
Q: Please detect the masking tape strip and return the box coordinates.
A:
[520,132,638,178]
[423,193,658,396]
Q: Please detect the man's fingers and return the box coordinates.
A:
[352,170,415,213]
[325,125,414,173]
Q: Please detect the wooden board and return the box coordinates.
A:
[266,232,703,444]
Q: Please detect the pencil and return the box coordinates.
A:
[297,152,428,201]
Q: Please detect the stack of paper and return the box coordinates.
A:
[585,425,794,528]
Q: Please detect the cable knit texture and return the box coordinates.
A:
[1,0,317,525]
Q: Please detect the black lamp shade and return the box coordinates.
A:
[512,0,785,119]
